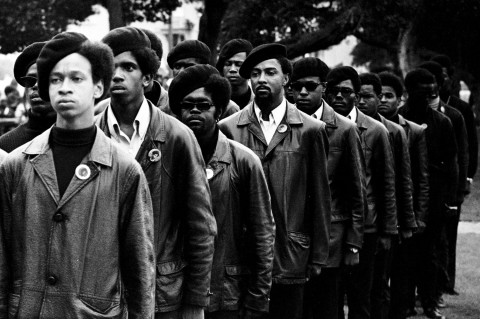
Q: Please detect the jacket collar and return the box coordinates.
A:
[23,126,113,167]
[320,101,338,128]
[354,107,369,131]
[209,131,231,166]
[237,100,303,126]
[99,100,167,143]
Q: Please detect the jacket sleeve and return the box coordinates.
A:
[119,163,156,319]
[396,128,416,230]
[442,117,459,206]
[452,111,469,204]
[176,131,216,307]
[309,125,332,266]
[411,126,429,223]
[242,153,275,313]
[0,164,11,319]
[374,129,398,235]
[345,125,365,248]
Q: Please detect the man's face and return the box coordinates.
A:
[357,84,380,117]
[172,57,200,77]
[6,90,19,104]
[25,63,53,114]
[378,85,399,118]
[49,53,103,123]
[291,75,324,115]
[326,79,357,116]
[111,51,150,105]
[250,58,288,106]
[408,83,437,109]
[223,52,247,87]
[180,87,218,138]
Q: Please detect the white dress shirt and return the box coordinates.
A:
[254,98,287,144]
[106,98,150,157]
[312,100,324,120]
[347,107,358,123]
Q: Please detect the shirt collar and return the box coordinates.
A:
[347,107,357,123]
[313,100,324,119]
[254,97,287,124]
[107,97,150,139]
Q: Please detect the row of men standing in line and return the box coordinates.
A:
[0,25,472,318]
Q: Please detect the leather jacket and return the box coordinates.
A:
[98,102,217,312]
[377,114,417,231]
[355,109,397,235]
[207,131,275,313]
[219,101,331,284]
[320,103,365,267]
[0,128,155,318]
[396,115,429,225]
[399,103,457,218]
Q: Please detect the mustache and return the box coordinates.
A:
[255,85,271,93]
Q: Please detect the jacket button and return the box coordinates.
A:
[47,275,57,285]
[52,212,65,222]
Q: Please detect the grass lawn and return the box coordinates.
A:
[460,127,480,222]
[413,233,480,318]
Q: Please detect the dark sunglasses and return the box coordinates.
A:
[20,75,38,88]
[180,101,215,111]
[358,93,383,100]
[290,81,323,92]
[327,87,355,97]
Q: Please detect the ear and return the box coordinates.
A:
[93,81,104,99]
[283,74,290,87]
[215,108,223,122]
[143,74,153,88]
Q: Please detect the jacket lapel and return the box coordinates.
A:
[26,130,61,205]
[237,104,268,147]
[265,102,303,157]
[321,102,339,136]
[207,131,231,180]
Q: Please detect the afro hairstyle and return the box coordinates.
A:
[378,72,404,97]
[326,66,361,93]
[359,72,382,96]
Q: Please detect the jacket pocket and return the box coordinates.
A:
[8,293,20,319]
[156,259,187,309]
[78,295,121,317]
[286,231,311,274]
[223,265,249,307]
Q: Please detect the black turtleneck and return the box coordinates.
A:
[232,86,252,109]
[50,125,96,197]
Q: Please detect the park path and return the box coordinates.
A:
[458,221,480,234]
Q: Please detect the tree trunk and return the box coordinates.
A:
[106,0,125,30]
[198,0,230,64]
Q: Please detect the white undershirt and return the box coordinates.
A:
[254,98,287,144]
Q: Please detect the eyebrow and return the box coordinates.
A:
[49,70,87,78]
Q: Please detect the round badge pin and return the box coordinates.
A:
[277,124,287,133]
[421,123,428,129]
[206,168,214,180]
[75,164,91,180]
[148,149,161,162]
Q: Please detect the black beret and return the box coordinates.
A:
[216,39,253,72]
[167,40,211,68]
[102,26,151,56]
[291,57,330,82]
[418,61,444,87]
[139,28,163,60]
[326,66,361,93]
[14,41,46,87]
[169,64,231,116]
[239,43,287,79]
[37,32,88,101]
